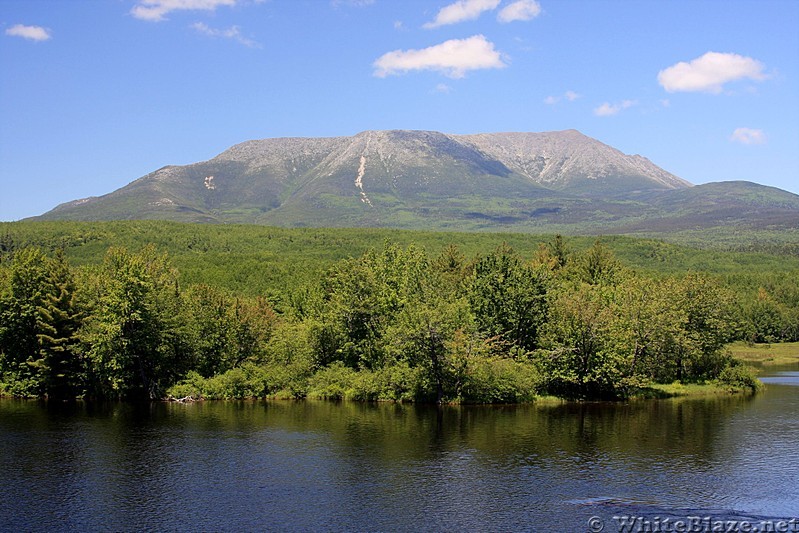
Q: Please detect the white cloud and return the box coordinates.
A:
[373,34,506,79]
[434,83,452,93]
[191,22,260,47]
[730,127,766,145]
[594,99,637,117]
[658,51,767,93]
[544,90,581,105]
[5,24,51,41]
[131,0,237,22]
[497,0,541,23]
[423,0,500,29]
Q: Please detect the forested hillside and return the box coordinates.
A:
[3,221,798,297]
[1,221,796,402]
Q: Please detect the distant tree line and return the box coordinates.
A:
[0,237,782,402]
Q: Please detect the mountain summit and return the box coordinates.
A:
[35,129,799,235]
[457,130,689,192]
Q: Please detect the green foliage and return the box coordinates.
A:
[4,220,798,299]
[536,272,743,399]
[738,288,794,343]
[180,285,275,376]
[538,283,622,399]
[467,244,549,354]
[673,273,737,379]
[306,362,359,400]
[605,276,682,383]
[716,363,763,393]
[354,363,423,402]
[457,357,540,404]
[0,248,51,396]
[1,222,783,402]
[168,364,278,400]
[308,362,424,402]
[0,248,85,398]
[35,250,85,398]
[570,240,624,285]
[80,246,184,399]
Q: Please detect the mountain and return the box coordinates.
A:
[34,129,799,238]
[458,130,689,194]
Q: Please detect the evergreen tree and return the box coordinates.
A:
[35,249,84,399]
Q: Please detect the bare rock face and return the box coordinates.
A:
[456,130,690,191]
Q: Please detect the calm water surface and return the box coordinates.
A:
[2,366,797,532]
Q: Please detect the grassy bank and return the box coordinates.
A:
[727,341,799,366]
[633,381,757,399]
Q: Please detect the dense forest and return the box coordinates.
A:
[1,221,797,402]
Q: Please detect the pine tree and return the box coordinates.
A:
[36,250,84,399]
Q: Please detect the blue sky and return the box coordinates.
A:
[1,0,797,221]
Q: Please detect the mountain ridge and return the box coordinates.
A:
[33,129,799,238]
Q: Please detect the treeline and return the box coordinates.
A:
[1,236,774,402]
[4,220,799,300]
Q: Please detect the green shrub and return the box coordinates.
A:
[0,370,44,398]
[458,358,540,404]
[716,363,763,393]
[307,362,358,400]
[365,363,425,402]
[167,363,289,400]
[166,371,205,399]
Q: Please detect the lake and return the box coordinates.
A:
[2,366,797,532]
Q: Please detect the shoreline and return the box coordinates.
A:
[727,341,799,367]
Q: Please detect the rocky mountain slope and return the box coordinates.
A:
[34,129,799,236]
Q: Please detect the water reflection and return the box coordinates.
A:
[1,372,797,531]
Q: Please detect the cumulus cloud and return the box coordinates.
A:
[594,99,637,117]
[5,24,51,41]
[497,0,541,23]
[730,128,766,145]
[423,0,500,29]
[131,0,237,22]
[192,22,260,47]
[373,34,506,79]
[545,90,581,105]
[658,51,767,93]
